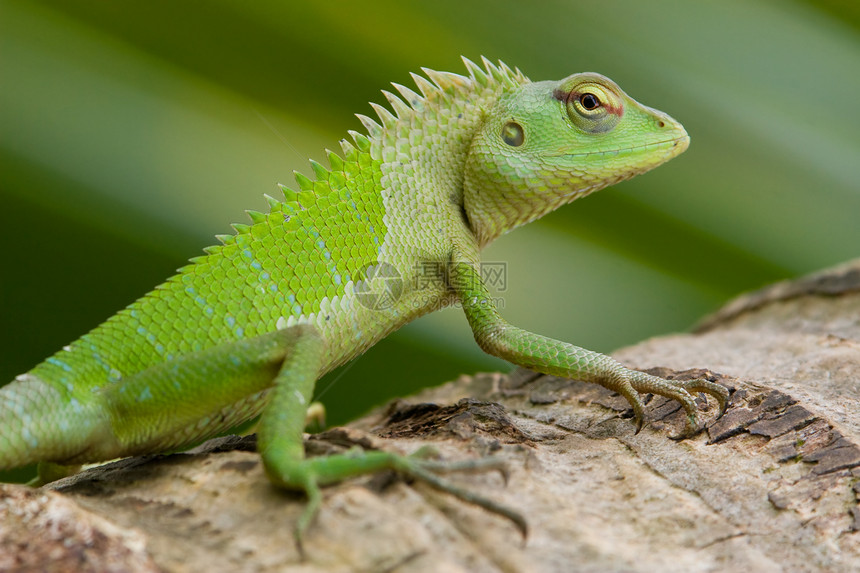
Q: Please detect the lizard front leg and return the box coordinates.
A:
[449,252,728,436]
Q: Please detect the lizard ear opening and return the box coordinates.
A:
[501,121,524,147]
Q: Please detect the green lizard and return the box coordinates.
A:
[1,57,727,541]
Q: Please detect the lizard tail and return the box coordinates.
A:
[0,374,96,470]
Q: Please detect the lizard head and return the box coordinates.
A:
[464,72,689,247]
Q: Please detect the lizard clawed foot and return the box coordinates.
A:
[612,368,730,438]
[282,447,526,558]
[395,450,527,538]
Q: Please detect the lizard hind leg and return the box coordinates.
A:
[255,325,527,554]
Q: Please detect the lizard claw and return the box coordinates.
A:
[270,447,527,559]
[395,453,528,539]
[611,374,647,433]
[613,369,730,438]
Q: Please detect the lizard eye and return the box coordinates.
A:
[557,76,624,133]
[569,88,613,118]
[501,121,524,147]
[579,93,600,110]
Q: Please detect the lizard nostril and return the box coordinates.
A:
[657,120,666,128]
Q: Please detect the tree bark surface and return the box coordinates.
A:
[2,261,859,573]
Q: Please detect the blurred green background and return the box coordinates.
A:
[2,0,859,435]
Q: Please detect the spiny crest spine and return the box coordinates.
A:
[482,56,513,86]
[461,57,489,87]
[421,68,466,92]
[349,130,371,152]
[369,102,397,128]
[293,171,314,192]
[391,83,423,110]
[355,114,382,138]
[381,90,411,118]
[339,138,357,159]
[326,150,344,171]
[308,159,329,181]
[409,72,437,99]
[245,210,266,225]
[278,183,298,203]
[263,193,282,211]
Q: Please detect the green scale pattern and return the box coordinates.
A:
[31,146,386,397]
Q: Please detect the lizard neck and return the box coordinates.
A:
[464,168,615,249]
[361,60,530,256]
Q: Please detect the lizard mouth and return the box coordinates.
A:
[547,135,689,158]
[557,135,690,200]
